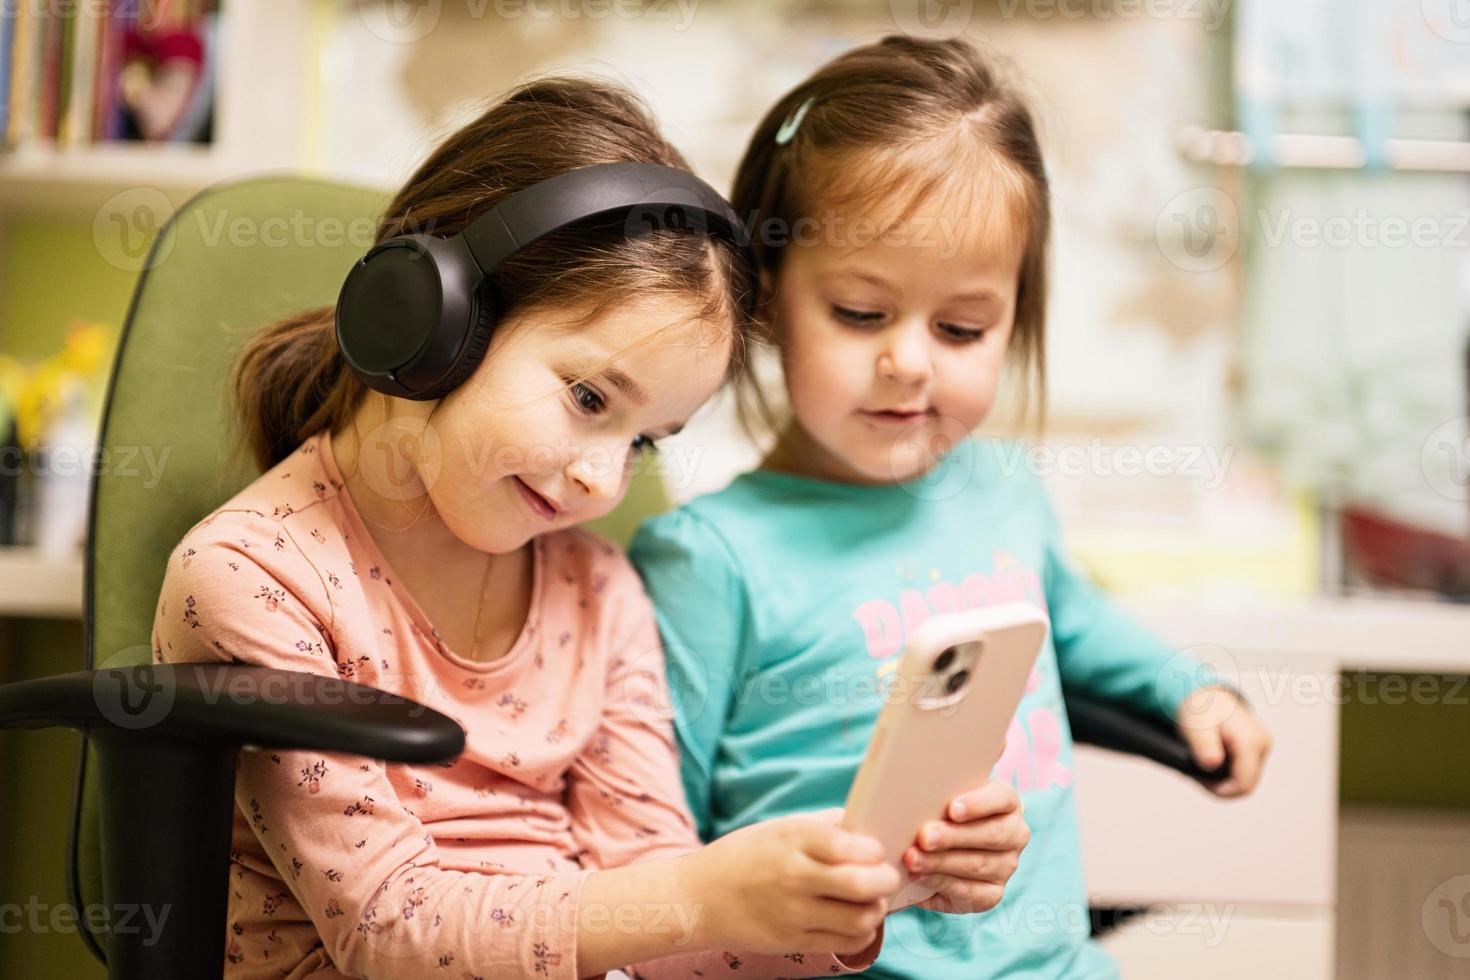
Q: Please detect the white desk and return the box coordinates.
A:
[1078,596,1470,978]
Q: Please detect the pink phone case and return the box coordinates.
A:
[841,602,1048,909]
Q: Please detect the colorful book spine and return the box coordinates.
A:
[61,1,103,147]
[5,0,41,148]
[0,0,15,145]
[36,5,61,141]
[3,0,215,152]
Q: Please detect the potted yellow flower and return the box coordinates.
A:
[0,321,111,554]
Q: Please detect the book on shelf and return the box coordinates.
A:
[2,0,218,156]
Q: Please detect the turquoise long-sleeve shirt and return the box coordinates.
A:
[628,437,1209,979]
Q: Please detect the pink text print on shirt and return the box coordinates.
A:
[850,550,1071,793]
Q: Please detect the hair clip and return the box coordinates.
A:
[774,97,816,146]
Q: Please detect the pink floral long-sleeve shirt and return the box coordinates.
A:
[151,430,881,980]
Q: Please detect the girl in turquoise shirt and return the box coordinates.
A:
[630,35,1271,979]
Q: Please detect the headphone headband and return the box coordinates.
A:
[462,162,748,273]
[335,162,752,401]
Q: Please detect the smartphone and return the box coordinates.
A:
[841,602,1048,909]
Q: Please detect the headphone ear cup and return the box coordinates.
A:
[418,283,498,401]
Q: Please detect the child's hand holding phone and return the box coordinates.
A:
[842,604,1046,912]
[896,780,1029,914]
[688,812,900,956]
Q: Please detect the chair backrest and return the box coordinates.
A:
[75,175,673,954]
[75,175,393,945]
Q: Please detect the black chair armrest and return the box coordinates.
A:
[1065,693,1231,786]
[0,664,464,761]
[0,665,463,980]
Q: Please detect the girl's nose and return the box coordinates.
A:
[878,323,933,385]
[566,442,628,503]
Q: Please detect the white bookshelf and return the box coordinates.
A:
[0,1,316,219]
[0,142,241,217]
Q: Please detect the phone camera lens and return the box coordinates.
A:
[934,648,957,672]
[945,669,970,695]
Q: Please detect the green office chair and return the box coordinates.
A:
[0,177,470,980]
[0,175,1226,980]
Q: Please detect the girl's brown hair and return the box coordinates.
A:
[232,76,754,472]
[729,34,1050,437]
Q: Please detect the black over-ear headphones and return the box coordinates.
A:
[334,162,751,401]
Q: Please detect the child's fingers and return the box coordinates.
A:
[946,780,1021,822]
[797,821,884,866]
[917,877,1007,914]
[806,806,846,827]
[904,846,1017,885]
[803,856,902,902]
[1178,721,1227,771]
[915,812,1029,852]
[1217,717,1271,795]
[802,896,887,941]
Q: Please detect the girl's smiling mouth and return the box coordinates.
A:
[513,477,560,519]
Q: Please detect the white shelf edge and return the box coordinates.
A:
[0,546,84,619]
